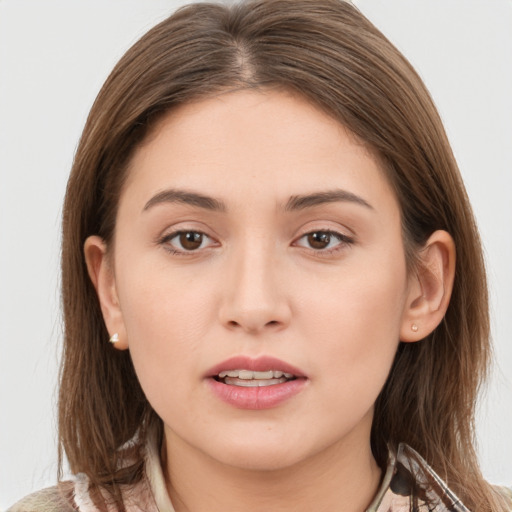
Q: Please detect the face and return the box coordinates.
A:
[99,90,414,471]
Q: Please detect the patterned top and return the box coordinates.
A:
[8,432,512,512]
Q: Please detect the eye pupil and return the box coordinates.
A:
[308,232,331,249]
[180,231,203,250]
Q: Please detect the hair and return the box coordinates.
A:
[59,0,508,510]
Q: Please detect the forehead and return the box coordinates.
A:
[122,89,397,215]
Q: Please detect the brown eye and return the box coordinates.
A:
[162,230,212,254]
[307,231,333,249]
[295,229,353,255]
[178,231,204,250]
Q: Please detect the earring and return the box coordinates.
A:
[109,333,120,344]
[411,324,419,333]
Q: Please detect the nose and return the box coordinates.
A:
[218,241,292,334]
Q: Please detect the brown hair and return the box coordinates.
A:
[59,0,507,510]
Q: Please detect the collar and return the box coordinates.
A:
[143,430,469,512]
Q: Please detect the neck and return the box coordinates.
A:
[162,423,382,512]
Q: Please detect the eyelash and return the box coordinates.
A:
[158,230,215,256]
[158,229,354,257]
[294,230,354,257]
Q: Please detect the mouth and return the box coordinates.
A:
[214,369,297,387]
[206,356,307,409]
[207,355,306,383]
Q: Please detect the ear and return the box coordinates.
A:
[400,230,456,342]
[84,236,128,350]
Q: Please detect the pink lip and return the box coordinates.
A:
[206,355,307,378]
[205,355,308,410]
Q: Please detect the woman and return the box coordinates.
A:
[8,0,511,510]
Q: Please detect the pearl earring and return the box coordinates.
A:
[109,333,120,344]
[411,324,419,333]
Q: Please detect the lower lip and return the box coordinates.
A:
[207,378,307,410]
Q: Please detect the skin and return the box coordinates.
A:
[86,90,455,512]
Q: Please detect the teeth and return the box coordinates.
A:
[239,370,256,380]
[224,377,288,387]
[219,370,240,378]
[253,370,275,379]
[218,369,295,379]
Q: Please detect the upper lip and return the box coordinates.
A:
[206,355,307,378]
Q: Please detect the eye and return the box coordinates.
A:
[295,230,353,253]
[160,230,214,254]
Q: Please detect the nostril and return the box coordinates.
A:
[225,318,281,333]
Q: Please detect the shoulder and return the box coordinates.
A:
[6,471,161,512]
[6,482,76,512]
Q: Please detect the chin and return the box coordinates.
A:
[201,429,319,473]
[217,446,304,472]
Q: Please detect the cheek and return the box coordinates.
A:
[296,251,407,401]
[119,253,217,335]
[115,261,219,400]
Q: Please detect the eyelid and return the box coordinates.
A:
[158,228,218,255]
[292,228,355,256]
[156,223,354,257]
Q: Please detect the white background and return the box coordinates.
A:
[1,0,511,508]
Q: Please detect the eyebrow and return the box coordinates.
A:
[142,187,373,213]
[284,189,373,212]
[143,189,227,212]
